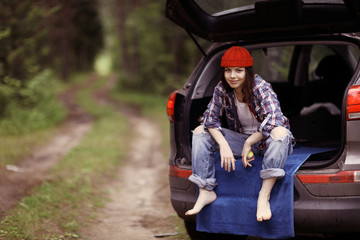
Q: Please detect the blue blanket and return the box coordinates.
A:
[196,146,332,239]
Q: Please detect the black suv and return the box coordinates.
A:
[166,0,360,238]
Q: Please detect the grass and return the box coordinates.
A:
[0,74,129,240]
[0,128,59,167]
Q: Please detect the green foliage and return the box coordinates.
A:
[0,0,103,82]
[0,0,54,82]
[48,0,104,79]
[0,0,103,130]
[109,0,205,94]
[0,70,66,134]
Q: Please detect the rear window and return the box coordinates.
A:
[194,0,345,16]
[250,43,359,84]
[252,46,294,83]
[307,44,359,83]
[194,0,256,15]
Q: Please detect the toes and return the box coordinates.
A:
[256,213,271,222]
[185,209,197,216]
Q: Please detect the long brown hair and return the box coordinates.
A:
[221,66,255,104]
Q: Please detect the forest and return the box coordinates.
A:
[0,0,204,134]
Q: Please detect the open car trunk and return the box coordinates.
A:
[184,40,359,169]
[166,1,360,235]
[165,0,360,170]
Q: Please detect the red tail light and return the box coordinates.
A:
[297,170,360,184]
[347,85,360,120]
[167,90,179,122]
[169,165,192,178]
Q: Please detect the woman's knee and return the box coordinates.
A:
[270,126,288,140]
[193,125,206,135]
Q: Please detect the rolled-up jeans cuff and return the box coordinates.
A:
[260,168,285,179]
[188,174,217,191]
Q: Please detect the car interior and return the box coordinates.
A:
[188,42,359,165]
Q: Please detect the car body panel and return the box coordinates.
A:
[345,120,360,169]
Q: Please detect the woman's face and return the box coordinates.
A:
[224,67,246,90]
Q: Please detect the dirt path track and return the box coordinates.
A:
[0,77,94,219]
[0,74,178,239]
[79,116,175,239]
[80,75,176,239]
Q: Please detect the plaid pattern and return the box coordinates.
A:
[203,74,290,139]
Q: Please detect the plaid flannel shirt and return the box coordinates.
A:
[203,74,291,139]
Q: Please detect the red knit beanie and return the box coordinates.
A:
[221,46,253,67]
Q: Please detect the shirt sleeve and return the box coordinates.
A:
[255,80,289,138]
[203,82,226,132]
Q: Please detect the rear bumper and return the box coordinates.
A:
[170,174,360,233]
[294,177,360,233]
[169,175,197,221]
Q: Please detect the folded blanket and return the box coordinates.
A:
[196,146,333,239]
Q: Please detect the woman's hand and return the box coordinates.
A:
[208,128,236,172]
[241,131,263,168]
[219,143,236,172]
[241,142,255,168]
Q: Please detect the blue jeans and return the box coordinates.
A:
[188,127,294,191]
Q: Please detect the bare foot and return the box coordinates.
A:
[256,191,272,222]
[185,188,217,216]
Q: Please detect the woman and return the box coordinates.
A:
[185,46,294,222]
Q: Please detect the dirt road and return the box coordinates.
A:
[0,77,94,219]
[80,76,179,239]
[79,114,176,239]
[0,75,180,239]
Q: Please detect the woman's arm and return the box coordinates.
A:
[208,128,236,172]
[241,131,263,168]
[203,82,228,132]
[255,78,290,138]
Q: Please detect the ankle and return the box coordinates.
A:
[200,188,214,193]
[258,190,270,200]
